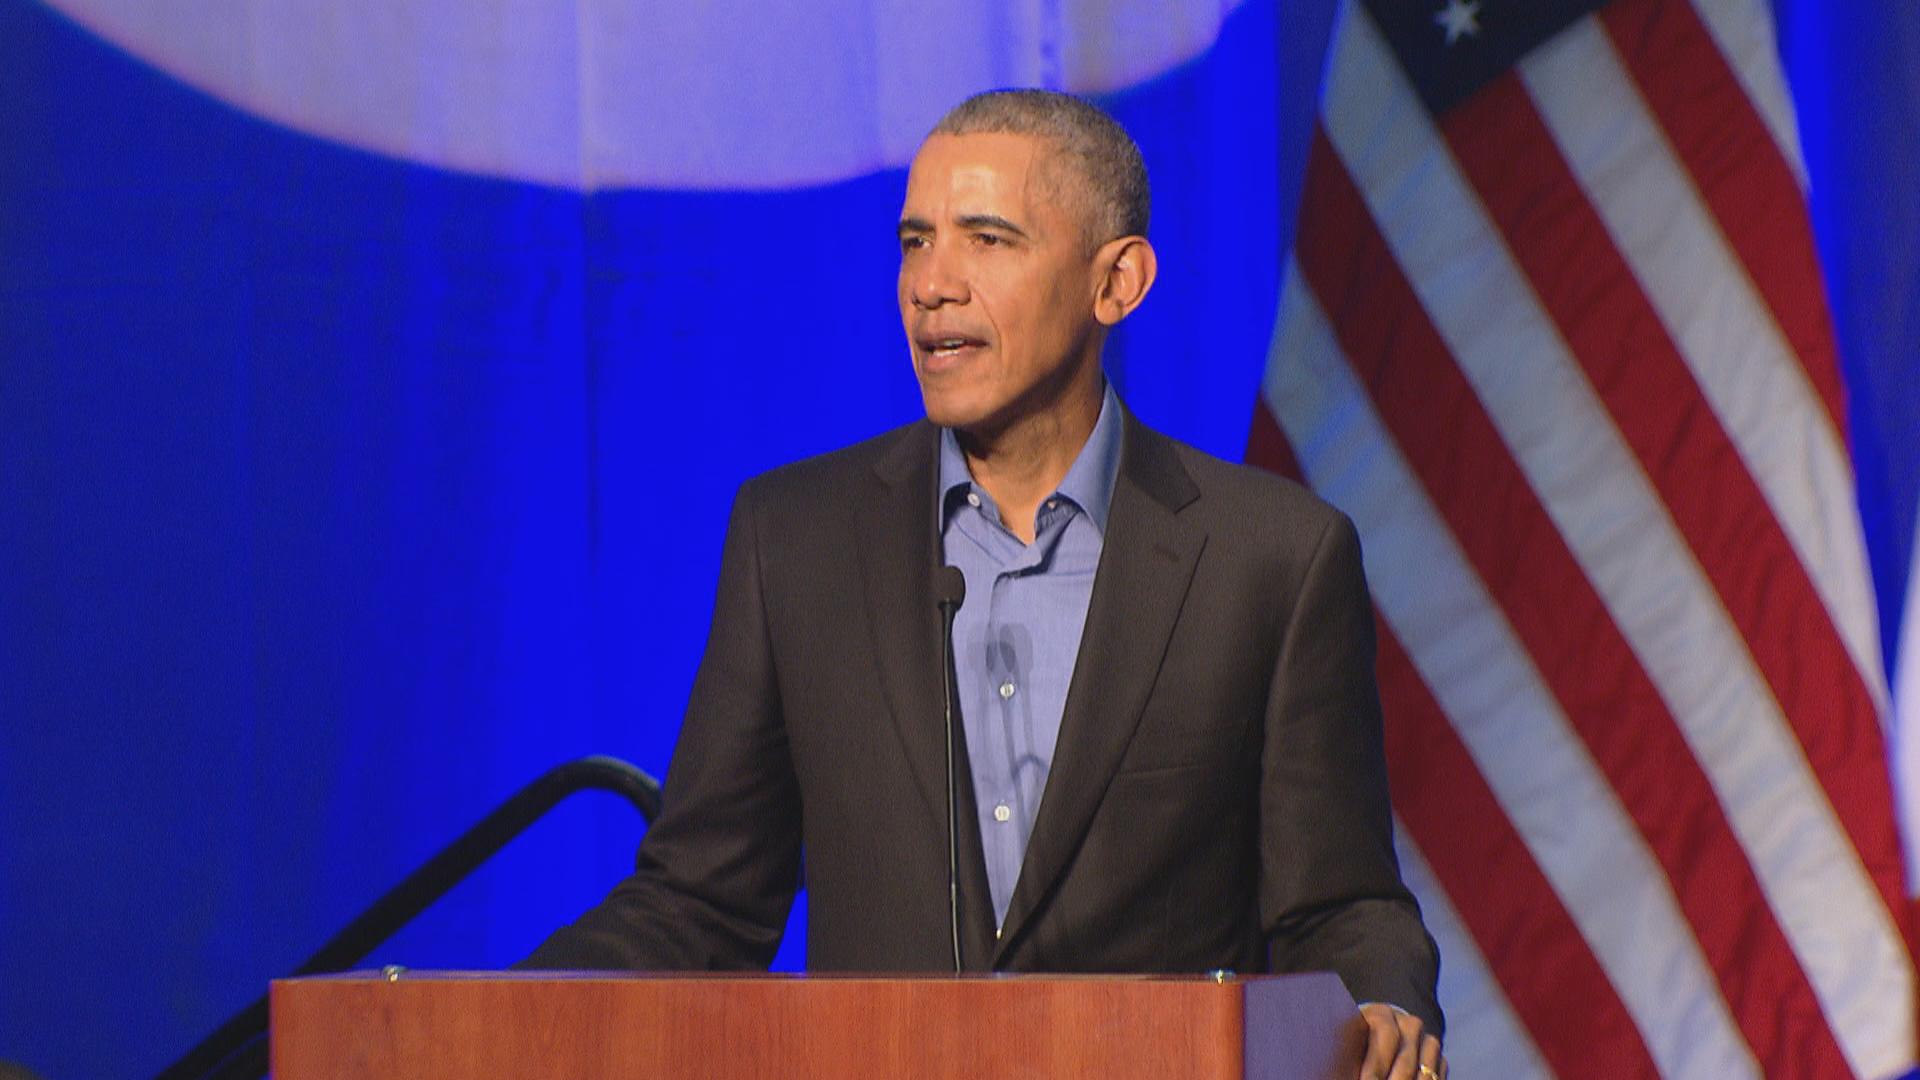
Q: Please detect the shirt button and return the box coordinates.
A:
[1046,499,1057,510]
[998,681,1016,700]
[966,491,982,507]
[994,804,1012,822]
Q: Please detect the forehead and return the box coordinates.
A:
[902,131,1060,220]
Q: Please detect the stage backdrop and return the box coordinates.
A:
[0,1,1915,1078]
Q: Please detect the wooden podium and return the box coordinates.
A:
[271,971,1367,1079]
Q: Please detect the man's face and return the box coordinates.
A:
[897,132,1103,436]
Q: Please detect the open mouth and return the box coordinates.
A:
[917,333,988,360]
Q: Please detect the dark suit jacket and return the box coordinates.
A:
[525,409,1443,1033]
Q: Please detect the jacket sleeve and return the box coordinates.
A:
[1260,511,1443,1035]
[519,479,801,970]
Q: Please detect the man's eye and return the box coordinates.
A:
[900,236,927,252]
[975,233,1003,247]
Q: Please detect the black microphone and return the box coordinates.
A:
[935,565,967,973]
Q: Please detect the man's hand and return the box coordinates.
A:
[1357,1002,1445,1080]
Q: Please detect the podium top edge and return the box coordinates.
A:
[275,970,1335,987]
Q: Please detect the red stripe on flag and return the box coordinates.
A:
[1445,65,1908,944]
[1245,397,1304,483]
[1600,0,1849,439]
[1249,400,1658,1076]
[1375,610,1661,1079]
[1293,128,1855,1072]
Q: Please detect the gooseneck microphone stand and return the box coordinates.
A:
[936,565,968,973]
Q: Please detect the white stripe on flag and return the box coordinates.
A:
[1266,261,1759,1079]
[1394,831,1550,1080]
[1688,0,1809,189]
[1519,15,1888,712]
[1898,522,1920,889]
[1320,9,1914,1076]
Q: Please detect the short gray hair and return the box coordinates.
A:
[930,89,1150,246]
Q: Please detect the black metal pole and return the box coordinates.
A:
[154,755,660,1080]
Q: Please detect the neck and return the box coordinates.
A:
[958,374,1104,545]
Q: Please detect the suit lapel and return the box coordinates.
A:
[951,724,1002,969]
[855,422,947,825]
[993,415,1204,961]
[855,422,1000,962]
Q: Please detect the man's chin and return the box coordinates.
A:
[916,390,990,433]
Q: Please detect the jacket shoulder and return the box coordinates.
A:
[741,420,934,507]
[1131,421,1350,542]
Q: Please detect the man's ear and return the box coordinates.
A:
[1092,235,1158,327]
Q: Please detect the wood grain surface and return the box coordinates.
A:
[270,971,1363,1080]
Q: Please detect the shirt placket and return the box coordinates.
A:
[965,490,1073,927]
[1001,507,1083,897]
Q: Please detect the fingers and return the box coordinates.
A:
[1355,1003,1430,1080]
[1387,1009,1421,1080]
[1419,1031,1445,1080]
[1356,1003,1438,1080]
[1353,1006,1446,1080]
[1355,1004,1399,1080]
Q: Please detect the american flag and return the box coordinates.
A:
[1244,0,1917,1076]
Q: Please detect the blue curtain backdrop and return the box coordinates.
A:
[0,1,1912,1077]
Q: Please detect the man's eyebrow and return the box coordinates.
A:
[896,213,1032,240]
[956,213,1029,238]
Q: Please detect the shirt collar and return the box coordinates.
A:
[938,384,1124,536]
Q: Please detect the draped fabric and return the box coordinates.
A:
[1249,2,1915,1074]
[0,1,1915,1077]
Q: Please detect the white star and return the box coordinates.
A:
[1434,0,1483,46]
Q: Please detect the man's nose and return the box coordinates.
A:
[909,246,968,309]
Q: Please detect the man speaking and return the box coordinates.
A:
[526,90,1445,1080]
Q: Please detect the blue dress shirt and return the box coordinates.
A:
[938,387,1123,929]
